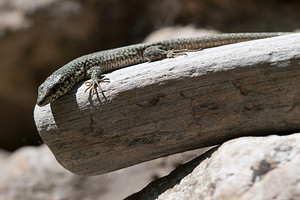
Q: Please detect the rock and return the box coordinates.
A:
[0,144,207,200]
[127,133,300,200]
[34,33,300,176]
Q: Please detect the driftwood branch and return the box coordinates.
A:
[34,33,300,176]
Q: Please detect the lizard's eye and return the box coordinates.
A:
[49,82,63,94]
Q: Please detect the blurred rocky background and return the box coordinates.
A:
[0,0,299,199]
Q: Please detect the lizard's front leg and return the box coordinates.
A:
[84,66,110,99]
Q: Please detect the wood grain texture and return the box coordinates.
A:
[34,33,300,176]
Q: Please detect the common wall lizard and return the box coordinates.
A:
[37,32,285,106]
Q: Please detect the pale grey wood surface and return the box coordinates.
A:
[34,33,300,176]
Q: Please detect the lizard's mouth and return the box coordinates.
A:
[36,73,66,107]
[37,81,54,107]
[37,96,48,107]
[36,75,73,107]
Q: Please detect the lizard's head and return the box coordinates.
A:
[37,73,72,107]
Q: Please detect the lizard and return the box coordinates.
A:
[37,32,286,107]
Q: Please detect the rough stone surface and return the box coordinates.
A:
[0,145,207,200]
[128,133,300,200]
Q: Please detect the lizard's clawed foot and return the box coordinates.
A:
[166,51,187,58]
[167,48,202,58]
[144,46,202,61]
[84,78,110,100]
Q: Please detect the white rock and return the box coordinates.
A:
[156,133,300,200]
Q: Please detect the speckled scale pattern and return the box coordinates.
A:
[37,32,283,106]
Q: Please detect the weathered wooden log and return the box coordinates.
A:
[34,33,300,176]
